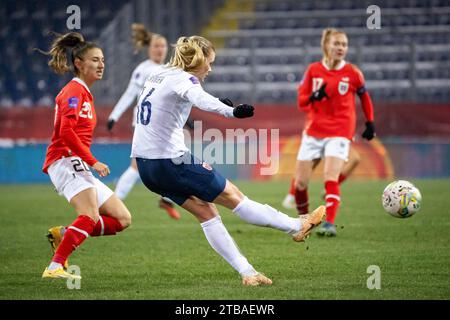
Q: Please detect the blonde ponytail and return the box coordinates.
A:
[169,36,215,73]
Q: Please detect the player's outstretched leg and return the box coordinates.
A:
[182,197,272,286]
[293,206,326,241]
[216,181,325,242]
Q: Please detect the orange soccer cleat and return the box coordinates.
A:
[159,198,181,220]
[242,272,273,286]
[47,226,69,270]
[292,205,326,242]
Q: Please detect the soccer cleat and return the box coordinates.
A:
[47,226,69,270]
[281,194,296,209]
[242,273,273,286]
[315,221,337,237]
[292,205,326,242]
[159,198,181,220]
[42,267,81,280]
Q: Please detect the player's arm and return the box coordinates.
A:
[107,76,141,130]
[358,88,374,122]
[297,66,314,112]
[186,87,254,118]
[174,75,253,118]
[186,86,233,117]
[355,67,376,140]
[59,94,98,166]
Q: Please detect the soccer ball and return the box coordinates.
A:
[382,180,422,218]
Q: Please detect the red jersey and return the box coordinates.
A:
[42,78,98,173]
[297,61,374,140]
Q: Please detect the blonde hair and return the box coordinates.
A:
[321,28,347,60]
[36,32,101,75]
[169,36,215,73]
[131,23,166,53]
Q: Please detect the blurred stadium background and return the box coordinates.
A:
[1,0,449,183]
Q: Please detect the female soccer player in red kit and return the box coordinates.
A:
[293,28,375,237]
[39,32,132,279]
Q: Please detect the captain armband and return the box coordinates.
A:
[357,86,367,96]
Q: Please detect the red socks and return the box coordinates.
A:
[289,178,296,196]
[91,215,124,237]
[294,188,309,215]
[290,172,347,198]
[324,180,340,224]
[290,175,344,219]
[52,215,124,264]
[289,178,309,215]
[338,174,347,184]
[52,215,95,264]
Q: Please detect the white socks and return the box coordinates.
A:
[48,262,63,270]
[200,199,301,277]
[201,216,257,277]
[115,167,140,200]
[233,197,301,236]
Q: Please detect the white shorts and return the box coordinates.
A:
[47,156,114,206]
[297,133,350,161]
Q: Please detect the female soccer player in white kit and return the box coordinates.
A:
[131,36,326,286]
[107,24,180,219]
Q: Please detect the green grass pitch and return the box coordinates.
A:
[1,179,449,299]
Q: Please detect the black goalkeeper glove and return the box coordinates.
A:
[362,121,376,140]
[309,84,329,102]
[219,98,234,107]
[107,119,115,131]
[233,104,254,118]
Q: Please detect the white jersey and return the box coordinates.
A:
[131,65,234,159]
[108,59,161,123]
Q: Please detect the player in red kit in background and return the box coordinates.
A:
[39,32,132,279]
[293,28,375,237]
[282,146,361,210]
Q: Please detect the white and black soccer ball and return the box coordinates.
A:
[382,180,422,218]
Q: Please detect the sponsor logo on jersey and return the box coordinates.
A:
[342,77,349,81]
[202,162,212,171]
[338,81,349,95]
[148,75,164,84]
[189,76,200,84]
[68,97,79,108]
